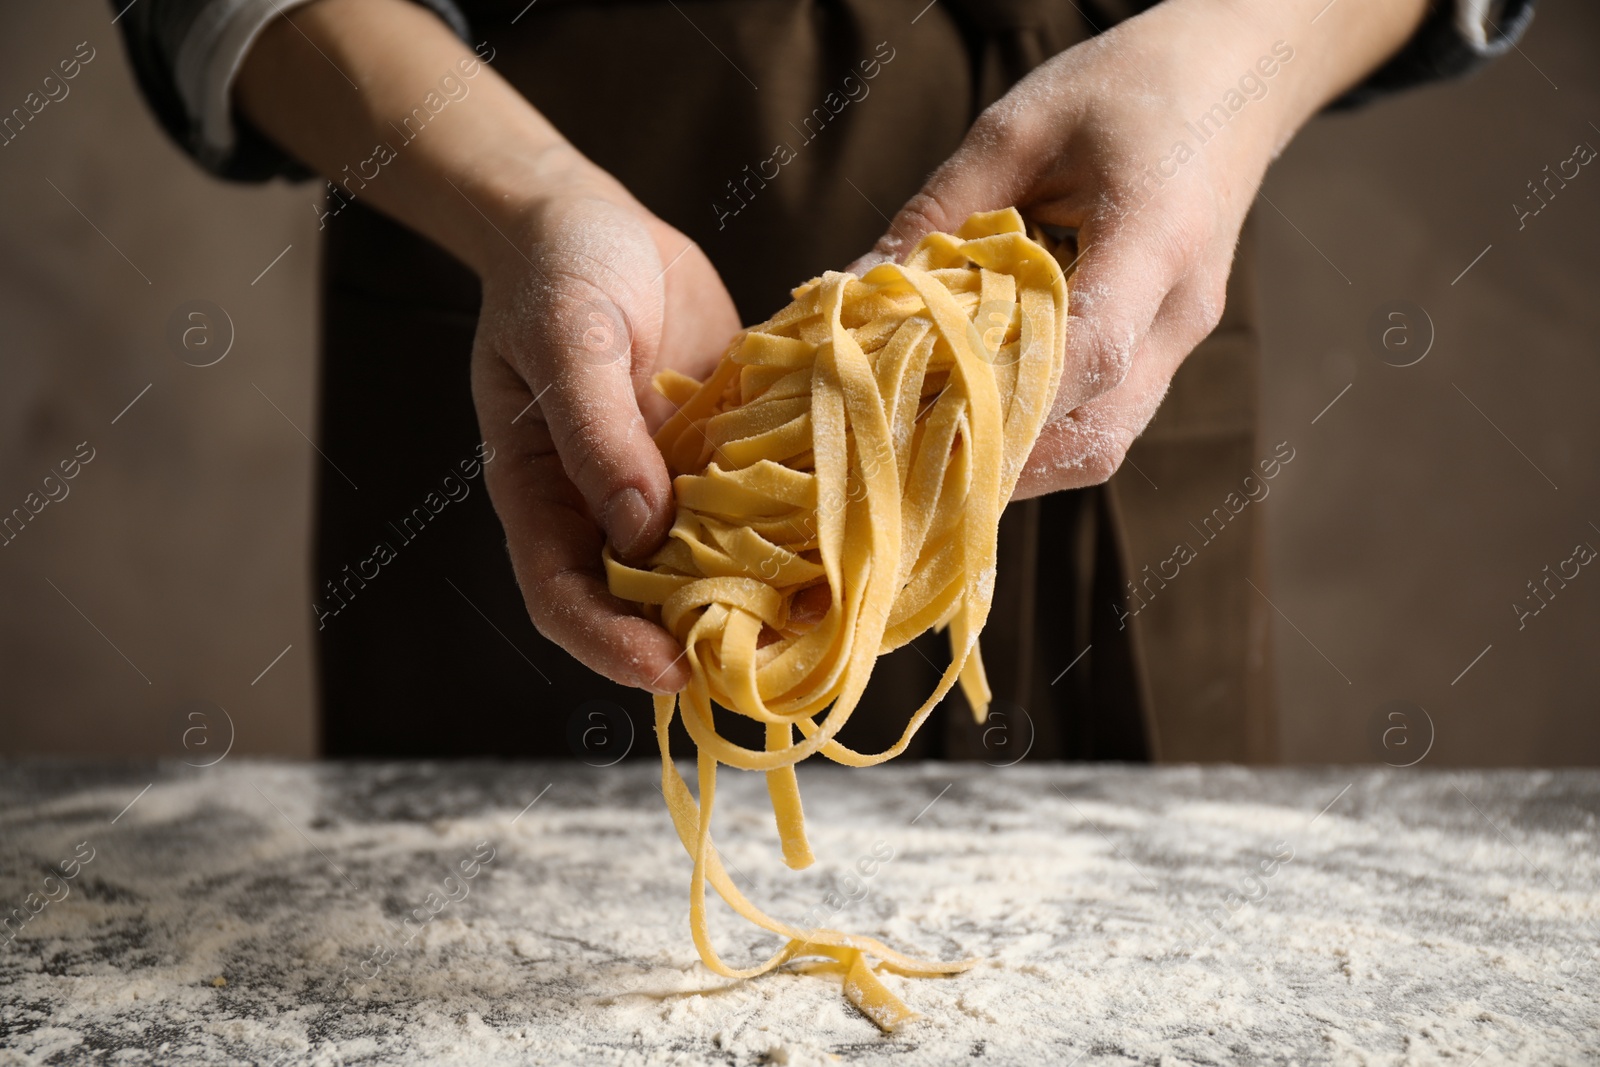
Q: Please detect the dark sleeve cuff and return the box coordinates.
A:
[1331,0,1537,109]
[109,0,473,183]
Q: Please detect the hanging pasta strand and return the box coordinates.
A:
[605,208,1071,1029]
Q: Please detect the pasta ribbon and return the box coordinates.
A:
[605,208,1070,1029]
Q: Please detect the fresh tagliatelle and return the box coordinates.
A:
[604,208,1070,1030]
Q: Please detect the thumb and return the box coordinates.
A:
[512,200,681,562]
[848,118,1036,273]
[535,288,673,561]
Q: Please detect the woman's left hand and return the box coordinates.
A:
[852,0,1427,498]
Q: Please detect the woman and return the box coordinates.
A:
[115,0,1530,761]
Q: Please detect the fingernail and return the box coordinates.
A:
[602,487,652,557]
[645,672,684,696]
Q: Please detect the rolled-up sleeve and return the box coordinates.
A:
[1082,0,1535,107]
[110,0,472,182]
[1332,0,1537,108]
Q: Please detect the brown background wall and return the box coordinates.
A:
[0,1,1595,765]
[1255,3,1600,765]
[0,1,319,760]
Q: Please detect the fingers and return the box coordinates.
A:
[476,354,691,693]
[638,220,741,429]
[862,160,1195,419]
[848,106,1045,273]
[846,57,1213,416]
[852,150,1202,497]
[529,285,674,561]
[509,205,676,563]
[1015,271,1222,498]
[848,128,1190,438]
[464,198,749,693]
[1050,205,1206,419]
[469,201,744,692]
[1013,357,1169,499]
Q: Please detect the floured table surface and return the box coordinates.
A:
[1,761,1596,1066]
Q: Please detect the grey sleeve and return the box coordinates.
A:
[110,0,473,182]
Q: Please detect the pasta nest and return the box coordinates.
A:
[605,207,1070,1030]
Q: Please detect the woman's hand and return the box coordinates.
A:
[470,189,737,693]
[853,0,1427,497]
[238,0,738,691]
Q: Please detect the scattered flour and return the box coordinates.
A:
[0,762,1595,1066]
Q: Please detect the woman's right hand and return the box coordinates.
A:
[237,0,738,691]
[469,187,739,693]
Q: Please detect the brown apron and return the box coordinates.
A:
[314,0,1274,763]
